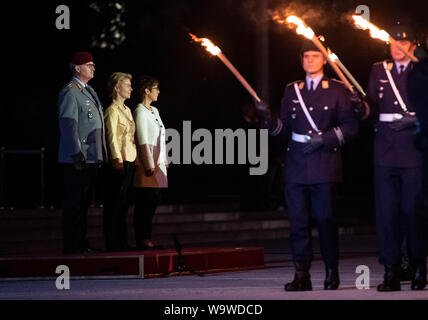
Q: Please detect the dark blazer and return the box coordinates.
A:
[280,77,359,184]
[367,60,422,168]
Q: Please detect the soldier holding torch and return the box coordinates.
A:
[256,40,359,291]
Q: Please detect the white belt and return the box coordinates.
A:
[292,132,311,143]
[379,113,404,122]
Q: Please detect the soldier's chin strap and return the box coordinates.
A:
[383,61,409,113]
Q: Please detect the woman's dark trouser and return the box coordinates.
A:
[133,187,160,244]
[103,161,135,251]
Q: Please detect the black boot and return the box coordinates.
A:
[284,261,312,292]
[324,267,340,290]
[377,264,401,292]
[411,260,427,290]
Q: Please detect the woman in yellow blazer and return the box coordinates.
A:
[133,75,168,249]
[103,72,137,252]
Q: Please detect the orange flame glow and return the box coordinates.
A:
[189,33,221,56]
[283,15,315,40]
[352,15,390,42]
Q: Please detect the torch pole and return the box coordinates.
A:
[311,36,355,94]
[388,37,419,62]
[217,52,261,102]
[334,58,366,97]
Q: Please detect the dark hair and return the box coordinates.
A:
[136,75,159,101]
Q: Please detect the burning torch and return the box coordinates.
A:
[189,33,261,103]
[352,15,418,63]
[274,15,355,94]
[273,15,369,119]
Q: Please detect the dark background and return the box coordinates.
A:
[1,0,427,210]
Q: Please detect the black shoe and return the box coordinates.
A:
[284,261,312,292]
[411,262,427,290]
[285,274,312,291]
[324,268,340,290]
[377,264,401,291]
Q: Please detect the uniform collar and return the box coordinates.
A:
[306,73,324,91]
[73,77,87,89]
[394,60,410,73]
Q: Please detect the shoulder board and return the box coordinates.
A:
[61,81,75,91]
[321,80,329,89]
[286,80,303,88]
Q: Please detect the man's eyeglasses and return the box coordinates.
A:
[84,63,96,69]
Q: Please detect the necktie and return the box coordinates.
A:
[399,65,405,74]
[310,80,314,91]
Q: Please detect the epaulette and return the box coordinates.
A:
[286,80,304,89]
[373,59,393,67]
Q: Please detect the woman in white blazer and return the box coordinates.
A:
[133,76,168,249]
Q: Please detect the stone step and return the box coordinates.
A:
[0,217,289,243]
[0,209,287,231]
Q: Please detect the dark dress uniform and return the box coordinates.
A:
[281,76,358,272]
[58,76,107,254]
[258,73,359,290]
[367,59,427,290]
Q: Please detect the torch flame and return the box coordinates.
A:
[189,33,221,56]
[352,15,390,42]
[285,16,315,40]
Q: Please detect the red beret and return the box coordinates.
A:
[70,51,93,65]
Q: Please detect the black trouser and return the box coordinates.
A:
[285,183,339,269]
[133,187,160,244]
[103,161,135,251]
[62,163,100,253]
[374,165,427,265]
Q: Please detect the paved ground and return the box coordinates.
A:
[0,234,427,301]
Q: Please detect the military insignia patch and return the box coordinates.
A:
[387,62,393,71]
[379,93,384,99]
[322,80,329,89]
[299,82,304,90]
[76,82,82,90]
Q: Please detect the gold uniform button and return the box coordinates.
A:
[309,107,314,111]
[291,114,296,119]
[324,106,329,110]
[394,101,398,105]
[308,130,313,134]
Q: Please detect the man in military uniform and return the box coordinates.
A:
[58,51,107,254]
[367,23,427,291]
[257,40,359,291]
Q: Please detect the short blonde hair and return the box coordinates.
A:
[107,72,132,99]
